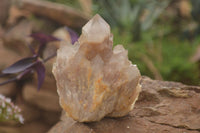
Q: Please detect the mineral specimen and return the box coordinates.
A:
[52,14,141,122]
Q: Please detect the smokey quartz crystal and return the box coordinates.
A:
[52,14,141,122]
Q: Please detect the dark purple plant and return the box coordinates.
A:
[65,27,79,44]
[0,33,60,90]
[0,28,79,90]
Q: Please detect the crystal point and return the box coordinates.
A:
[52,14,141,122]
[80,14,110,43]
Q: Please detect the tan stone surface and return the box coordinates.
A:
[18,0,90,28]
[134,77,200,131]
[52,27,72,43]
[53,14,141,122]
[0,121,49,133]
[48,77,200,133]
[2,20,32,56]
[23,83,61,112]
[0,78,16,97]
[0,0,11,24]
[0,40,22,71]
[41,110,60,125]
[17,103,41,123]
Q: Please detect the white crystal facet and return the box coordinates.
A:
[80,14,110,43]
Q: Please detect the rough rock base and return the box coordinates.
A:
[48,76,200,133]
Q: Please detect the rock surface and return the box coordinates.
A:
[17,103,41,123]
[0,121,49,133]
[17,0,90,28]
[2,20,32,56]
[0,0,11,24]
[0,40,21,70]
[23,83,61,112]
[52,14,141,122]
[48,77,200,133]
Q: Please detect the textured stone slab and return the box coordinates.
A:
[48,77,200,133]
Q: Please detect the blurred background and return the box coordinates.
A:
[47,0,200,85]
[0,0,200,133]
[1,0,200,85]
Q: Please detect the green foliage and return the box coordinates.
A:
[103,0,200,85]
[191,0,200,22]
[46,0,80,8]
[156,38,199,85]
[93,0,170,41]
[112,28,200,85]
[42,0,200,85]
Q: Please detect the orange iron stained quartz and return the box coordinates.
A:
[52,14,141,122]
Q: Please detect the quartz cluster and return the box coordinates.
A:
[52,14,141,122]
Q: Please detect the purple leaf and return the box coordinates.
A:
[43,52,57,62]
[65,27,79,44]
[30,33,60,56]
[27,43,36,54]
[0,77,17,85]
[2,57,37,74]
[0,73,8,78]
[16,68,33,80]
[30,33,60,44]
[34,61,45,90]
